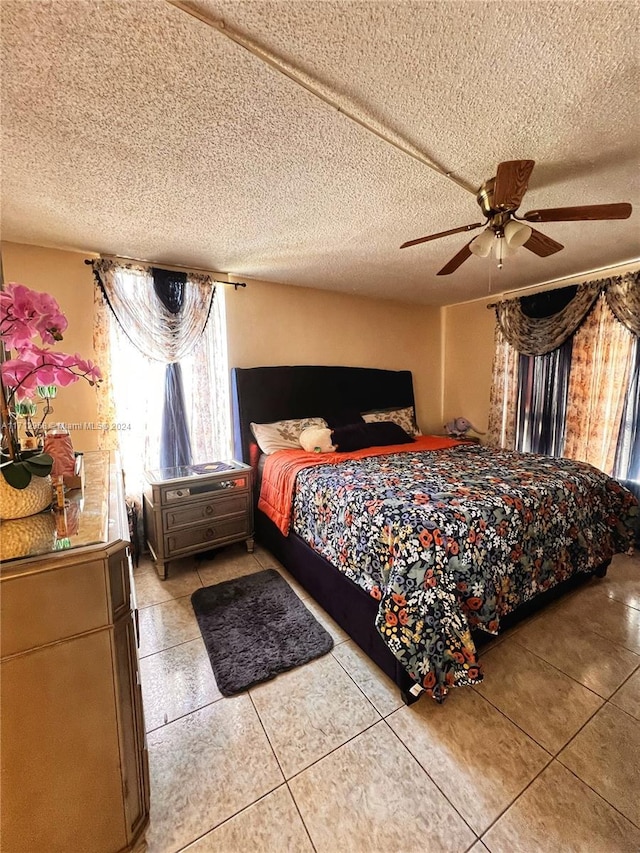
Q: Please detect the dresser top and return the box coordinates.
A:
[0,451,127,570]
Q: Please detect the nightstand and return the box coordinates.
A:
[143,460,254,579]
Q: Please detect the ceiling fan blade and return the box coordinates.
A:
[400,222,484,249]
[523,228,564,257]
[436,241,474,275]
[523,203,632,223]
[493,159,535,210]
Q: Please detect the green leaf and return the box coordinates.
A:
[25,453,53,475]
[1,461,33,489]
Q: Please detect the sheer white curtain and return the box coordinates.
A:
[93,270,231,497]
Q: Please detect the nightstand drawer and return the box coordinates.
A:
[163,493,249,531]
[161,475,249,504]
[166,514,251,556]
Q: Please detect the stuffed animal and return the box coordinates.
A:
[299,426,336,453]
[444,417,486,438]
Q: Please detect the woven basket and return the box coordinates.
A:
[0,474,53,520]
[0,511,57,560]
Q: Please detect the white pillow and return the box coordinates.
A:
[250,417,328,455]
[299,427,335,453]
[362,406,421,437]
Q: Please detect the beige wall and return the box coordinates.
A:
[225,277,443,433]
[441,261,640,438]
[1,243,445,446]
[8,240,631,449]
[442,299,495,436]
[2,242,101,452]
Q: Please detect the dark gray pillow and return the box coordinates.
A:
[332,421,414,453]
[324,409,365,430]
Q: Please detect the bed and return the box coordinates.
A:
[231,365,638,703]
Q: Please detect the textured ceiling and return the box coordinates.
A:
[1,0,639,305]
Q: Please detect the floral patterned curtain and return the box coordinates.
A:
[93,285,117,453]
[494,271,640,355]
[564,295,635,474]
[495,282,600,356]
[488,270,639,473]
[487,324,518,449]
[606,275,640,336]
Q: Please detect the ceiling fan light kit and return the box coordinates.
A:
[469,228,494,258]
[401,159,633,275]
[469,220,532,267]
[504,220,532,248]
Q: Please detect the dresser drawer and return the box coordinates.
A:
[163,493,249,531]
[1,560,109,658]
[166,514,251,556]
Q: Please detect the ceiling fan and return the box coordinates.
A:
[400,160,633,275]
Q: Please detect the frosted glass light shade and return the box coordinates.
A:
[469,228,494,257]
[493,238,515,260]
[504,220,532,248]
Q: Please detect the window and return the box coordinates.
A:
[94,263,231,495]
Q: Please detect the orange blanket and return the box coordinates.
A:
[258,435,463,535]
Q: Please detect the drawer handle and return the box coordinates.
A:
[205,505,214,516]
[204,528,215,540]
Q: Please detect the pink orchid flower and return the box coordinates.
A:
[1,284,101,404]
[0,283,68,349]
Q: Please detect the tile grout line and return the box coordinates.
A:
[283,717,384,785]
[171,783,289,853]
[330,646,393,718]
[514,617,640,672]
[468,686,558,756]
[477,754,556,843]
[608,662,640,712]
[479,654,640,839]
[247,684,381,853]
[382,717,480,841]
[138,632,205,658]
[507,635,618,701]
[554,758,640,833]
[285,782,319,853]
[461,690,640,840]
[143,694,224,735]
[152,691,290,850]
[140,547,640,846]
[248,690,287,780]
[552,694,640,827]
[139,632,202,659]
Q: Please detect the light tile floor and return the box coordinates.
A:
[135,546,640,853]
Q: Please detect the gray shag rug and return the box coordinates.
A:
[191,569,334,696]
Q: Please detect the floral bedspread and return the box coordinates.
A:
[290,445,638,701]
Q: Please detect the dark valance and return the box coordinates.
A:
[494,271,640,355]
[152,267,186,315]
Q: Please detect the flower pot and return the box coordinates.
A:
[0,474,53,520]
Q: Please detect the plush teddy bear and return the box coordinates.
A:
[299,426,336,453]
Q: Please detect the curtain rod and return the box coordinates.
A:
[485,261,640,309]
[84,257,246,289]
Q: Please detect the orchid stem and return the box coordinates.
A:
[0,379,17,461]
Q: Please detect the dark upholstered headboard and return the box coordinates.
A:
[231,365,416,464]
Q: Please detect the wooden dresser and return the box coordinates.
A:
[0,451,149,853]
